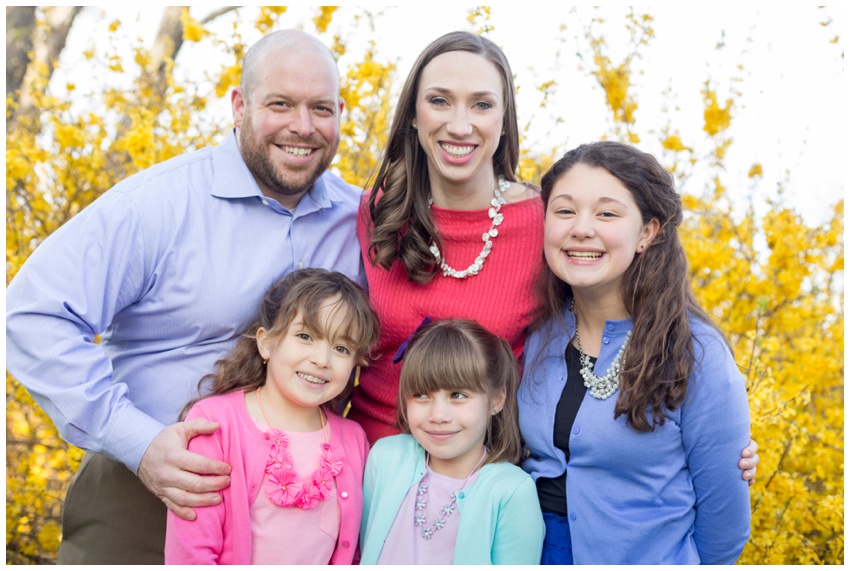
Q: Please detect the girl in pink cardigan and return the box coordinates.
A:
[165,269,380,564]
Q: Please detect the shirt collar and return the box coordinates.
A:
[209,129,333,213]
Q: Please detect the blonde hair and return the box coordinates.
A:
[396,318,522,465]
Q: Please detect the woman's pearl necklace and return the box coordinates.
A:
[428,176,509,279]
[572,301,632,400]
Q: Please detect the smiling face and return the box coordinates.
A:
[405,387,504,479]
[232,45,343,210]
[256,297,356,425]
[544,163,660,306]
[414,50,505,195]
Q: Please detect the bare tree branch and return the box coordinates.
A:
[200,6,240,25]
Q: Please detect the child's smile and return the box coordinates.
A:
[405,388,499,479]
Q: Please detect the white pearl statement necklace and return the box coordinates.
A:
[572,301,632,400]
[428,176,509,279]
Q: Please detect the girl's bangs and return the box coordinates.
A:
[298,295,366,351]
[400,332,489,398]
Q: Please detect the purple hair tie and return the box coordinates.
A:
[393,316,433,364]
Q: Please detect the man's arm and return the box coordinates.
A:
[6,187,230,518]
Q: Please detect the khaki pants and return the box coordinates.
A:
[57,453,166,565]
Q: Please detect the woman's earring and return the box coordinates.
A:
[412,119,417,129]
[262,358,268,365]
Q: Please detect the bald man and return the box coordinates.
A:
[6,30,362,564]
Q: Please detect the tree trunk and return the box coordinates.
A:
[143,6,239,97]
[14,6,83,113]
[142,6,185,97]
[6,6,37,97]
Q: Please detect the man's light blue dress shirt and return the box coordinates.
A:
[6,131,362,473]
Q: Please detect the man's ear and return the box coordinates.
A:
[232,87,246,129]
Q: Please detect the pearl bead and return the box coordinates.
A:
[573,300,632,400]
[429,176,508,280]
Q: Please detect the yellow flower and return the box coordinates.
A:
[180,8,207,43]
[702,89,732,136]
[313,6,337,34]
[661,134,687,152]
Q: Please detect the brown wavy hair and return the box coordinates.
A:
[536,141,729,432]
[364,31,520,284]
[396,318,523,465]
[180,268,380,420]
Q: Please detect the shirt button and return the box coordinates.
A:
[298,261,304,269]
[340,491,349,499]
[606,324,614,331]
[569,513,577,521]
[572,425,580,435]
[342,540,350,548]
[602,336,610,344]
[262,199,269,206]
[458,491,465,499]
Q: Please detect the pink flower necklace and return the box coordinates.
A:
[255,387,343,510]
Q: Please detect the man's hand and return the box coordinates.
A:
[138,418,232,521]
[739,437,759,486]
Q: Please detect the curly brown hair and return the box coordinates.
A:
[180,269,380,420]
[536,141,730,432]
[364,31,520,284]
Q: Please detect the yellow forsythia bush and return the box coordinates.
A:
[6,6,842,564]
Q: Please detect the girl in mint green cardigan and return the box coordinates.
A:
[360,318,544,564]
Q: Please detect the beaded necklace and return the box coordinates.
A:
[428,176,509,279]
[255,387,342,509]
[572,300,632,400]
[413,447,488,540]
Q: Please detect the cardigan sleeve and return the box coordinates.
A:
[681,328,751,563]
[358,439,382,563]
[164,403,227,564]
[490,473,545,565]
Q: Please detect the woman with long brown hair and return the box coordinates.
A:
[518,141,751,564]
[348,31,541,443]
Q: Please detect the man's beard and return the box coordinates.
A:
[238,122,334,202]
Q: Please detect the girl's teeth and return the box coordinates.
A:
[568,251,603,259]
[298,373,325,384]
